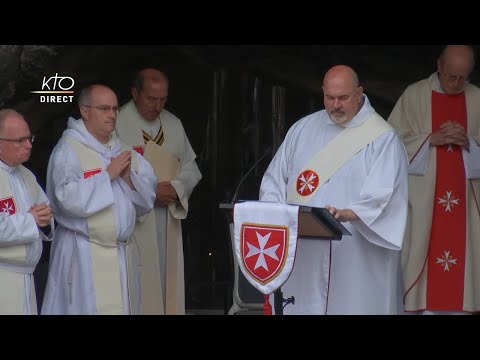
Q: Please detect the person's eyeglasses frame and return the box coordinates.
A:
[82,104,120,114]
[442,71,470,84]
[0,135,36,144]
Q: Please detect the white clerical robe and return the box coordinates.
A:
[41,117,157,315]
[388,73,480,312]
[0,161,54,315]
[116,100,202,314]
[260,95,409,315]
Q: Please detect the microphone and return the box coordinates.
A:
[232,147,272,203]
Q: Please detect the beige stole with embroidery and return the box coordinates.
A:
[116,104,164,314]
[67,137,138,315]
[143,140,183,315]
[287,114,392,204]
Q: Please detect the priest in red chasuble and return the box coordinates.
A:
[389,45,480,314]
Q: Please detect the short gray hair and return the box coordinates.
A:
[0,108,23,134]
[133,68,169,92]
[77,85,94,108]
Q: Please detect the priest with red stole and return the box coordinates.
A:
[389,45,480,314]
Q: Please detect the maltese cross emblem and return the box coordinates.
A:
[296,170,319,197]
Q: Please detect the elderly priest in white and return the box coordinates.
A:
[116,68,202,315]
[0,109,54,315]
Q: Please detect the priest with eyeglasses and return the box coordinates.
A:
[0,109,54,315]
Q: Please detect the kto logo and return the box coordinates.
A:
[30,73,75,103]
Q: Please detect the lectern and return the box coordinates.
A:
[219,202,351,315]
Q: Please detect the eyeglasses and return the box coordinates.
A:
[82,104,120,114]
[443,72,470,84]
[0,135,35,144]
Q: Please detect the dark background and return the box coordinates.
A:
[2,45,477,313]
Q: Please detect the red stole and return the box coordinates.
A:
[426,91,467,310]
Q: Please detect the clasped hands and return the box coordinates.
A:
[155,181,178,206]
[29,203,52,228]
[106,150,135,189]
[107,150,132,181]
[430,120,469,150]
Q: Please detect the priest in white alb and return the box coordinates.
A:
[41,84,157,315]
[388,45,480,314]
[116,68,202,315]
[260,65,409,315]
[0,109,54,315]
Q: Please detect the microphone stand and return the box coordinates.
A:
[232,147,271,203]
[274,289,295,315]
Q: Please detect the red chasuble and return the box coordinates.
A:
[426,91,467,310]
